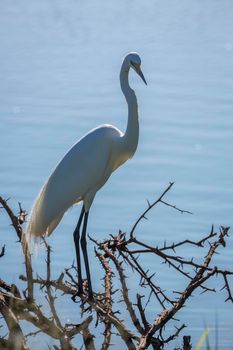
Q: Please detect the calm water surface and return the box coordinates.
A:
[1,1,233,348]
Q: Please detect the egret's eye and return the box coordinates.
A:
[130,61,140,70]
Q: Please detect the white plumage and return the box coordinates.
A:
[26,52,146,298]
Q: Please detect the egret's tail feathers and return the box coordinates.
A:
[26,183,48,241]
[24,230,41,256]
[26,208,63,240]
[26,181,64,253]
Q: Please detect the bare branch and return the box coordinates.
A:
[102,244,145,335]
[130,182,175,238]
[95,251,113,350]
[0,196,23,240]
[0,187,232,350]
[0,293,28,350]
[43,239,63,330]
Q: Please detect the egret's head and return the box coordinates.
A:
[126,52,147,85]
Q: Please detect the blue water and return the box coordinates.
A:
[1,1,233,349]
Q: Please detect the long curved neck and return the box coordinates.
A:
[120,59,139,157]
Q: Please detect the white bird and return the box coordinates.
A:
[26,52,147,299]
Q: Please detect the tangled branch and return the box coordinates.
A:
[0,184,232,349]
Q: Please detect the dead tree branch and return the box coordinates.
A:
[0,184,232,349]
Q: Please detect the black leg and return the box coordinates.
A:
[80,211,93,299]
[73,205,85,294]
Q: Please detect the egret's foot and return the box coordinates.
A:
[94,292,106,302]
[71,290,94,303]
[71,286,84,303]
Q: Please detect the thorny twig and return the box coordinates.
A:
[129,182,192,239]
[95,250,113,350]
[0,196,33,302]
[43,239,63,330]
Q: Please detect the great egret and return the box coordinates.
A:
[26,52,147,299]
